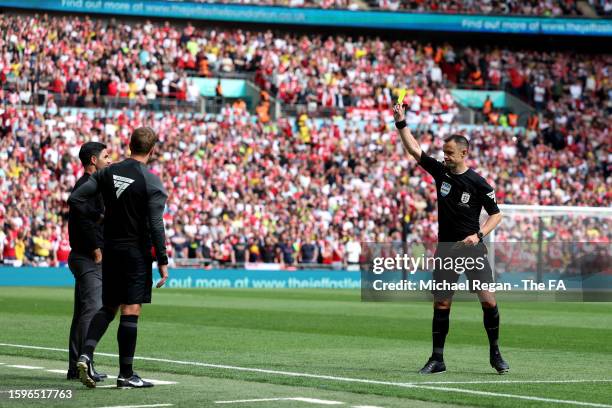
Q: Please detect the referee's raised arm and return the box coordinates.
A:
[393,104,422,162]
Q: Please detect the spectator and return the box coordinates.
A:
[299,238,319,264]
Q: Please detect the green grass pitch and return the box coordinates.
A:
[0,287,610,407]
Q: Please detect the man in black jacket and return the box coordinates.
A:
[69,127,169,389]
[67,142,111,381]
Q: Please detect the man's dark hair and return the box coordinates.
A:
[78,142,107,167]
[444,134,470,151]
[129,127,158,155]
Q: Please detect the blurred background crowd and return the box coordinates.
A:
[0,12,609,267]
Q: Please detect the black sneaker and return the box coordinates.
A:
[76,355,96,388]
[116,373,154,389]
[91,361,107,380]
[419,358,447,374]
[490,350,510,374]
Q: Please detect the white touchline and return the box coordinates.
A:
[215,398,343,405]
[99,374,177,386]
[352,406,385,408]
[292,398,344,405]
[0,359,177,385]
[215,399,296,404]
[1,343,611,408]
[6,364,44,369]
[96,405,173,408]
[412,379,612,385]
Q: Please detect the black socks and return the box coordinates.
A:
[117,315,139,378]
[482,305,500,352]
[81,308,141,378]
[432,308,450,361]
[82,306,116,359]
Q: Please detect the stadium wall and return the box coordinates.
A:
[1,0,611,36]
[0,267,362,289]
[1,267,609,290]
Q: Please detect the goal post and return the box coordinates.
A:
[484,204,612,283]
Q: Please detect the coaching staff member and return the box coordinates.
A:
[393,104,509,375]
[69,127,169,389]
[67,142,110,382]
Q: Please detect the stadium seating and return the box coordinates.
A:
[0,14,609,266]
[0,105,608,266]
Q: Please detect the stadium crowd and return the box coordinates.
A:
[0,14,610,267]
[372,0,582,15]
[0,105,609,267]
[2,15,610,125]
[0,15,460,123]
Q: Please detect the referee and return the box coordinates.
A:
[69,127,169,388]
[393,104,509,374]
[67,142,110,382]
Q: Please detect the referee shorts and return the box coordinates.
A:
[102,246,153,306]
[431,242,494,300]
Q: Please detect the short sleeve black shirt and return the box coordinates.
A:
[419,152,500,242]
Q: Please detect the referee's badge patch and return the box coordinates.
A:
[461,192,471,203]
[440,182,451,196]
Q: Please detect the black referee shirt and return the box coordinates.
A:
[68,158,169,265]
[419,152,500,243]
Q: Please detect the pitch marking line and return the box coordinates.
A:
[1,343,611,408]
[293,399,343,405]
[413,379,612,385]
[6,364,44,369]
[95,405,173,408]
[216,399,382,407]
[0,359,177,386]
[353,406,384,408]
[47,369,70,374]
[216,397,343,405]
[98,374,176,386]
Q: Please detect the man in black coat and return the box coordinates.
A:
[67,142,111,381]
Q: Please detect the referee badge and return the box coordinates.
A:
[461,192,471,203]
[440,182,451,197]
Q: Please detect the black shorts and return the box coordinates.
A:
[102,247,153,306]
[431,242,494,300]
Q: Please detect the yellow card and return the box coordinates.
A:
[397,88,407,104]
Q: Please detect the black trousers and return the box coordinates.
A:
[67,252,102,370]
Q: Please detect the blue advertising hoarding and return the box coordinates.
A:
[0,267,362,289]
[1,267,609,291]
[0,0,610,36]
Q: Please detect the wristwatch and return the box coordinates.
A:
[477,231,484,242]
